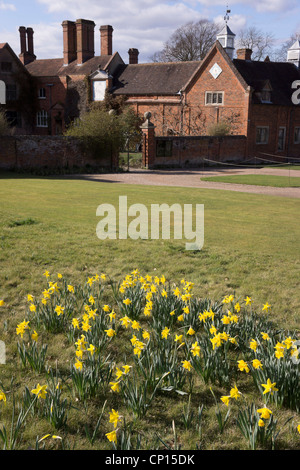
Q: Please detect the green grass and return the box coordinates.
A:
[201,174,300,187]
[0,171,299,450]
[0,171,299,326]
[268,165,300,170]
[201,173,300,187]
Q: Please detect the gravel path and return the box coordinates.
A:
[74,167,300,199]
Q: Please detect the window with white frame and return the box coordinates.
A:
[38,87,46,99]
[294,127,300,144]
[205,91,224,105]
[256,126,269,144]
[36,110,48,127]
[277,127,286,151]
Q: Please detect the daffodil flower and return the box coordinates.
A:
[261,378,278,395]
[106,429,117,444]
[31,383,47,399]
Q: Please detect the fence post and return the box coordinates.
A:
[140,111,156,168]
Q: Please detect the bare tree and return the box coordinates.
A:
[236,26,275,61]
[150,19,220,62]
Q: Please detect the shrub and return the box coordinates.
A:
[207,120,231,136]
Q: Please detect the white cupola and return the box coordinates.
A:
[216,7,235,60]
[287,39,300,68]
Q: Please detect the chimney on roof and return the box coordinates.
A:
[100,25,113,56]
[236,48,252,61]
[19,26,36,65]
[62,20,77,65]
[76,19,95,65]
[128,48,139,64]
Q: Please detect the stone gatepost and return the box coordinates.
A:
[140,111,156,169]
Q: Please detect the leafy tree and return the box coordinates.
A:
[151,19,220,62]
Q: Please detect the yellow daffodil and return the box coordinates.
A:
[257,407,272,419]
[191,341,200,356]
[131,320,141,330]
[122,365,132,374]
[252,359,263,370]
[67,285,75,293]
[105,328,116,338]
[161,327,170,339]
[75,359,83,370]
[238,360,249,373]
[109,409,121,428]
[258,419,265,427]
[221,395,230,406]
[182,360,192,371]
[54,305,64,316]
[262,302,271,312]
[261,332,271,341]
[31,330,38,341]
[123,298,132,306]
[110,381,121,393]
[250,339,258,351]
[87,344,96,356]
[31,383,47,399]
[261,378,278,395]
[0,389,6,404]
[0,300,5,307]
[106,429,117,444]
[244,296,252,305]
[230,385,241,400]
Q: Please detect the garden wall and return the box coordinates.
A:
[0,135,118,172]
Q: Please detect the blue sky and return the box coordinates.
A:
[0,0,300,62]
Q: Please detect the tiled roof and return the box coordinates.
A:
[113,61,201,95]
[25,55,113,77]
[233,59,300,105]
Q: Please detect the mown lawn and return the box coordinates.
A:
[201,174,300,188]
[0,172,299,451]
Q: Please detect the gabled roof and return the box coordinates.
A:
[113,61,201,96]
[25,53,121,77]
[0,42,31,75]
[182,40,249,93]
[233,59,300,105]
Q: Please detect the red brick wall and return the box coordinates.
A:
[185,48,250,136]
[247,103,300,160]
[34,76,68,135]
[148,135,247,168]
[0,135,118,171]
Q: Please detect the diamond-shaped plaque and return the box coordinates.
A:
[209,63,222,79]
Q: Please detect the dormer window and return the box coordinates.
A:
[258,80,273,103]
[90,70,110,102]
[261,89,272,103]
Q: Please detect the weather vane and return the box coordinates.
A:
[224,5,231,24]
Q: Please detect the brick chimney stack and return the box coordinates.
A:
[100,25,113,56]
[62,20,77,65]
[19,26,36,65]
[128,48,139,64]
[76,19,95,65]
[236,48,252,61]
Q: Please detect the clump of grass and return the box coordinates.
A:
[8,218,38,227]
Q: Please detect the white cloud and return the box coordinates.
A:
[36,0,210,61]
[0,2,16,10]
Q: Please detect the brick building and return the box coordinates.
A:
[1,18,300,159]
